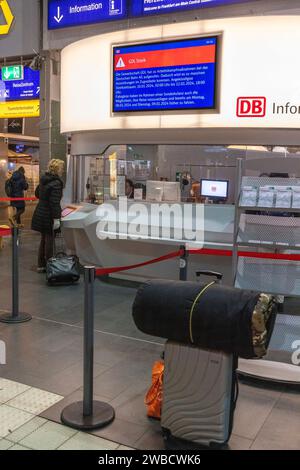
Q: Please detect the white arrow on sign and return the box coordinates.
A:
[4,70,10,80]
[54,6,64,23]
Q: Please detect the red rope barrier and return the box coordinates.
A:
[0,228,11,237]
[95,249,184,277]
[0,197,37,202]
[189,248,232,257]
[95,246,300,277]
[190,247,300,261]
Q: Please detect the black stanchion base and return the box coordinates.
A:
[61,401,115,431]
[0,311,32,324]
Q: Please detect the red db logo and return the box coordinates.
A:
[237,97,266,117]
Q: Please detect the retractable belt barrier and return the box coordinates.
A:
[94,247,300,278]
[0,227,11,237]
[0,226,32,324]
[61,241,300,432]
[0,197,37,202]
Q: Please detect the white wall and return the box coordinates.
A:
[61,15,300,133]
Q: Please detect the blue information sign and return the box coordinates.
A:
[48,1,253,29]
[130,0,252,17]
[0,67,40,102]
[113,36,218,112]
[48,0,127,29]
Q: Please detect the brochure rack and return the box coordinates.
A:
[233,160,300,384]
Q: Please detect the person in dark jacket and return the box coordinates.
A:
[9,166,29,227]
[32,159,65,273]
[125,179,134,199]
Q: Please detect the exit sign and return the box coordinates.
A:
[1,65,24,81]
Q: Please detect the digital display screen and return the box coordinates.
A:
[130,0,253,17]
[0,67,40,102]
[48,0,127,29]
[113,36,218,112]
[201,180,229,198]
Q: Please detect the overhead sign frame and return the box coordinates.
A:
[48,0,254,30]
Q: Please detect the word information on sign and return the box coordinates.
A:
[0,67,40,102]
[113,37,218,112]
[48,0,126,29]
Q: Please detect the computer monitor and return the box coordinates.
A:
[200,179,229,199]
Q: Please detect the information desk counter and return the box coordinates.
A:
[62,201,235,283]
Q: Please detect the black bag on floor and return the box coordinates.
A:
[46,233,80,285]
[46,252,80,285]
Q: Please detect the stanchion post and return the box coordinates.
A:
[0,226,31,324]
[12,225,19,318]
[179,244,188,281]
[83,266,95,417]
[61,266,115,430]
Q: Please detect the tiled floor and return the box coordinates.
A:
[0,229,300,450]
[0,379,131,450]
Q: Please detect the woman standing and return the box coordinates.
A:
[32,159,65,273]
[9,166,29,227]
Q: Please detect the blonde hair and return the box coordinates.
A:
[48,159,65,176]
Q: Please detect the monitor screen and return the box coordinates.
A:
[201,180,229,199]
[113,36,218,113]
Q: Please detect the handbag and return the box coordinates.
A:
[46,233,80,285]
[46,251,81,285]
[145,360,164,419]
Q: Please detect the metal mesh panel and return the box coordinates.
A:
[236,257,300,296]
[236,176,300,296]
[238,214,300,248]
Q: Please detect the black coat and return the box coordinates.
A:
[31,173,63,234]
[10,171,29,209]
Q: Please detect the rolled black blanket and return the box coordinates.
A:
[132,280,277,359]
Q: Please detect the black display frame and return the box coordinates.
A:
[112,34,220,115]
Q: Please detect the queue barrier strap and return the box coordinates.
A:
[0,197,37,202]
[95,246,300,277]
[95,249,184,277]
[0,229,11,237]
[190,248,300,261]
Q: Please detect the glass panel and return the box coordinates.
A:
[76,144,300,205]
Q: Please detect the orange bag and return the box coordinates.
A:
[145,360,164,419]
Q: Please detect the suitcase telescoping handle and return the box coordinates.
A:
[196,270,223,282]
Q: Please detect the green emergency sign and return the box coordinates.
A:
[1,65,24,81]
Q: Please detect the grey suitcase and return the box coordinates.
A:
[161,341,238,449]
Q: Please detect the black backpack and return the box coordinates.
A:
[5,178,13,197]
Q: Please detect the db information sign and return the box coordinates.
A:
[236,97,266,117]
